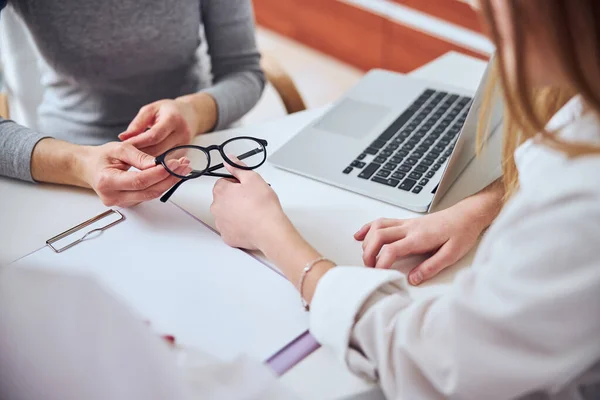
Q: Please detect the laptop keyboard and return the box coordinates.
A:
[343,89,472,194]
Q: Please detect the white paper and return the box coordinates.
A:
[11,200,309,362]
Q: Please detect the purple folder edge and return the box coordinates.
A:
[266,330,321,376]
[171,202,322,376]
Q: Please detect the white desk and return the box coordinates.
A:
[0,52,499,399]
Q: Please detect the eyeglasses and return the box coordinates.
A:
[155,136,268,203]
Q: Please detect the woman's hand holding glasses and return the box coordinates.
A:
[155,136,268,203]
[78,142,192,208]
[210,157,289,250]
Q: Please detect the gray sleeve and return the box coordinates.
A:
[200,0,266,131]
[0,118,48,182]
[0,3,48,182]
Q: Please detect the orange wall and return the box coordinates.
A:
[253,0,488,73]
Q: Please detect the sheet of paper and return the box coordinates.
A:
[11,200,309,362]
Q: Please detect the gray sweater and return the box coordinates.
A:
[0,0,265,182]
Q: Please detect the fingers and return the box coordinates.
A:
[109,159,185,191]
[138,165,189,198]
[408,241,458,285]
[374,244,402,270]
[111,164,191,207]
[362,226,406,267]
[354,222,372,241]
[115,144,158,170]
[212,176,237,198]
[226,154,248,168]
[137,132,182,158]
[125,120,174,150]
[223,155,254,182]
[355,218,402,241]
[119,105,157,141]
[373,239,420,269]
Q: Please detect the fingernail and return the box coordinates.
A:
[410,271,423,285]
[179,157,191,165]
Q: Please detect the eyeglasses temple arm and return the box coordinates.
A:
[160,179,186,203]
[208,147,264,173]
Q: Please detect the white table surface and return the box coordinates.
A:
[0,51,498,399]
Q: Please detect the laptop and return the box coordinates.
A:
[268,60,503,213]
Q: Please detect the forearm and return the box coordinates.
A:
[453,177,505,231]
[199,72,265,131]
[175,92,218,135]
[255,177,504,304]
[259,218,335,304]
[30,138,90,188]
[200,0,266,131]
[0,118,48,182]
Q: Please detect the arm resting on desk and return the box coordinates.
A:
[0,117,192,207]
[355,178,505,284]
[30,139,193,208]
[0,111,49,182]
[209,163,599,399]
[29,138,88,187]
[310,189,600,399]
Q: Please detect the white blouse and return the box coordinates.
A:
[310,95,600,399]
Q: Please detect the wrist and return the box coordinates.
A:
[253,212,336,304]
[31,138,90,188]
[255,213,299,255]
[456,186,503,232]
[175,92,218,135]
[71,145,94,188]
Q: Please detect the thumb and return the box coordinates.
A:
[408,241,457,285]
[119,105,157,141]
[223,154,252,182]
[117,144,157,170]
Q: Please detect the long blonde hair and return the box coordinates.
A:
[475,0,600,201]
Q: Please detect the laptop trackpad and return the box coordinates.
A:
[314,99,390,139]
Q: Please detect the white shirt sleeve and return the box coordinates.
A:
[310,187,600,400]
[0,268,291,400]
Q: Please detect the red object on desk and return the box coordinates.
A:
[162,335,176,345]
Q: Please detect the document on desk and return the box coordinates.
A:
[10,200,309,362]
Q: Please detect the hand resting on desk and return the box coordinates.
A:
[354,212,485,285]
[354,178,504,285]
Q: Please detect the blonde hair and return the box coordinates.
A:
[475,0,600,201]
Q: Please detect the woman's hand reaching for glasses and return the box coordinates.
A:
[78,142,191,208]
[210,158,291,250]
[118,94,218,156]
